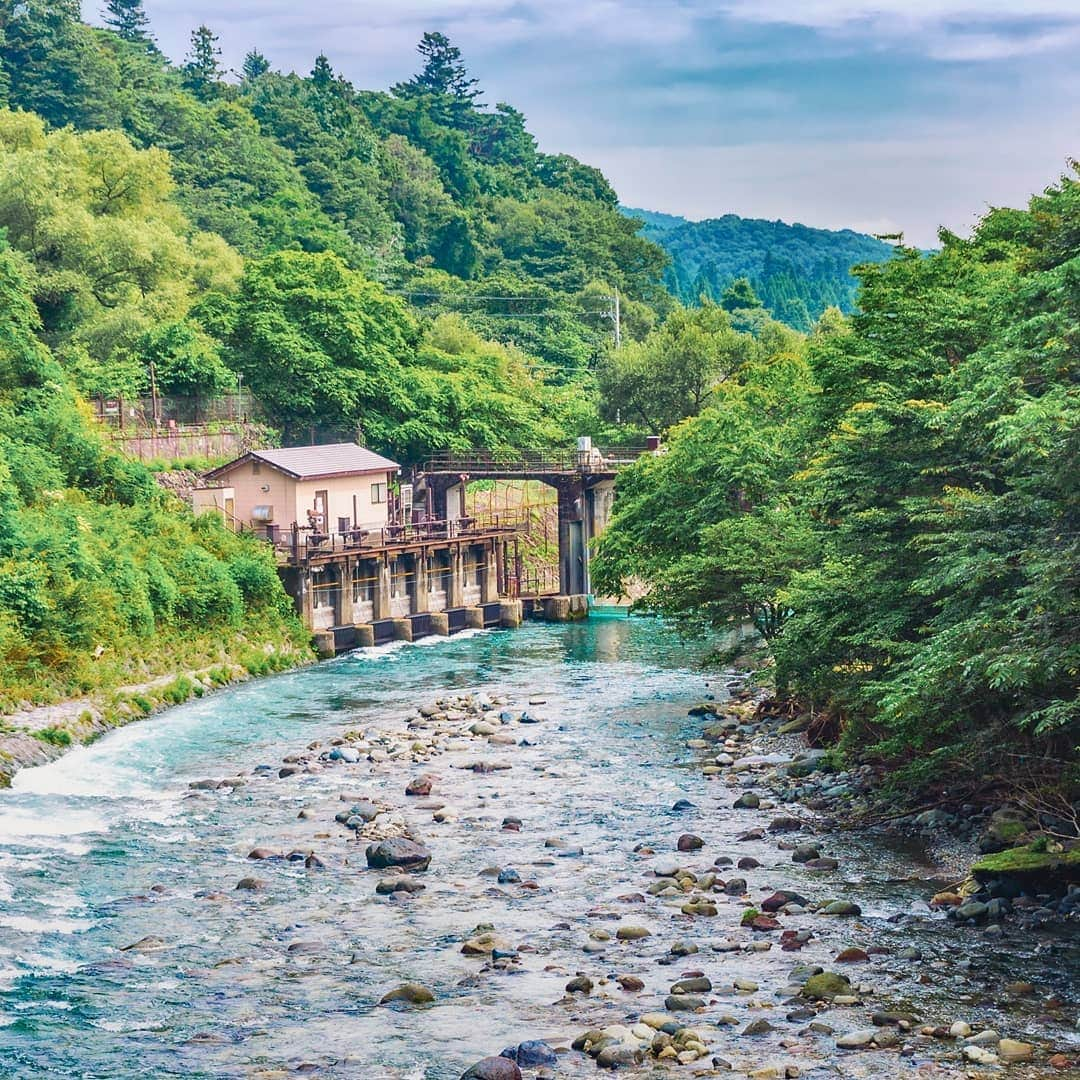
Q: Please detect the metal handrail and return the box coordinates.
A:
[422,446,650,475]
[273,515,521,564]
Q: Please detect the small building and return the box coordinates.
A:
[203,442,399,536]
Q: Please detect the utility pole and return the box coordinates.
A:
[613,288,621,350]
[149,360,161,428]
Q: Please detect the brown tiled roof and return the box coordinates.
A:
[206,442,399,481]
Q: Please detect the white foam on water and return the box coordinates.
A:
[0,914,94,934]
[0,804,107,854]
[348,627,490,661]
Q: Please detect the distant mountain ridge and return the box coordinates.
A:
[622,206,894,330]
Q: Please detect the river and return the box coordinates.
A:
[0,619,1074,1078]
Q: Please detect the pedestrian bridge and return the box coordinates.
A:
[414,441,656,598]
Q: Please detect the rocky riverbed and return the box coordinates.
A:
[0,620,1075,1078]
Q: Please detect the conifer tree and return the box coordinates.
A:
[241,49,270,83]
[102,0,151,42]
[183,24,222,99]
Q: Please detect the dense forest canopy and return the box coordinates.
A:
[627,207,895,331]
[0,0,1074,808]
[598,171,1080,792]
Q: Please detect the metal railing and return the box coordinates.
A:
[421,446,651,475]
[512,564,560,597]
[272,514,521,564]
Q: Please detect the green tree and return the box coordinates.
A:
[225,249,416,443]
[102,0,151,43]
[241,49,270,83]
[720,276,763,313]
[183,25,223,100]
[394,31,481,105]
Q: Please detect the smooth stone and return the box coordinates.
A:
[461,1057,522,1080]
[998,1039,1034,1063]
[120,936,167,952]
[565,976,593,993]
[380,983,434,1005]
[616,926,651,941]
[365,838,432,871]
[617,975,644,991]
[375,875,425,895]
[836,1030,877,1049]
[235,877,266,891]
[792,846,820,863]
[801,972,850,1000]
[504,1041,557,1067]
[821,900,861,916]
[733,793,760,809]
[742,1019,775,1036]
[677,833,704,851]
[671,977,711,994]
[665,994,705,1011]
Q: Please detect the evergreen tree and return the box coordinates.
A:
[720,276,763,313]
[399,32,480,101]
[102,0,151,42]
[241,49,270,83]
[183,24,222,99]
[311,53,334,90]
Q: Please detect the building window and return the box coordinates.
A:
[371,482,387,504]
[337,516,351,534]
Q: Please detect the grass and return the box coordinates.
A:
[971,844,1080,877]
[33,727,73,747]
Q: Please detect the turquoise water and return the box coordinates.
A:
[0,621,1074,1078]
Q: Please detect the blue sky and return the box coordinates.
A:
[94,1,1080,247]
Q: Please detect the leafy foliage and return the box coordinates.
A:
[627,207,895,330]
[601,171,1080,783]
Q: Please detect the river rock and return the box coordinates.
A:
[821,900,861,916]
[762,890,809,912]
[375,875,425,895]
[565,975,593,993]
[329,746,360,763]
[120,936,167,952]
[235,877,266,891]
[768,816,803,833]
[502,1041,557,1067]
[733,793,760,809]
[247,847,281,860]
[616,925,651,941]
[380,983,434,1005]
[406,774,435,796]
[461,1057,522,1080]
[801,972,850,1000]
[671,976,711,994]
[805,857,839,870]
[666,994,704,1011]
[999,1039,1034,1063]
[835,948,869,963]
[742,1019,774,1036]
[963,1046,998,1065]
[677,833,704,851]
[365,838,432,871]
[792,845,820,863]
[617,975,644,991]
[723,877,747,896]
[836,1029,877,1049]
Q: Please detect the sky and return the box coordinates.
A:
[91,1,1080,247]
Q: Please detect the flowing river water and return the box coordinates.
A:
[0,619,1075,1079]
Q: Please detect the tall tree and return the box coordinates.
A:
[241,49,270,83]
[183,24,222,99]
[101,0,151,42]
[392,32,481,128]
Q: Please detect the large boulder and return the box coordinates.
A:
[461,1057,522,1080]
[365,838,432,871]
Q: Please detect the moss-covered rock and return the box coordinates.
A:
[972,844,1080,877]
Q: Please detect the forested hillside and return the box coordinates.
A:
[0,1,669,425]
[598,171,1080,798]
[0,0,674,705]
[625,207,894,330]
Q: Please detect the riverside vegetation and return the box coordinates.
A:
[0,3,1075,884]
